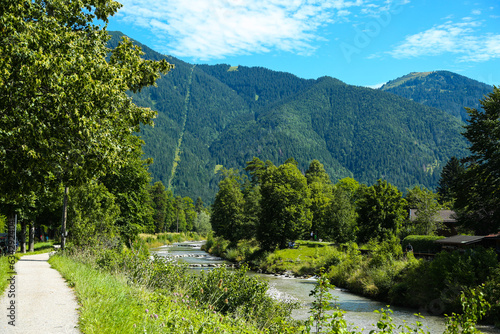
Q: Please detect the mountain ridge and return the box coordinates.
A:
[108,31,474,202]
[379,70,493,122]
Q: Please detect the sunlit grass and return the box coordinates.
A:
[48,254,266,333]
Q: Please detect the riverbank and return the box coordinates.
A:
[140,231,205,248]
[204,235,500,327]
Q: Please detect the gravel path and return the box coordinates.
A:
[0,253,80,333]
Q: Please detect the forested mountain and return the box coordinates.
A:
[108,32,471,203]
[379,71,493,122]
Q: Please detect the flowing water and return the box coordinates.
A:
[151,242,500,333]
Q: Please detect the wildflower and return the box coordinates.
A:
[200,288,204,294]
[145,309,149,313]
[154,314,158,319]
[224,287,227,293]
[224,299,228,304]
[218,279,223,288]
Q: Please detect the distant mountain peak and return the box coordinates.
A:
[380,70,493,122]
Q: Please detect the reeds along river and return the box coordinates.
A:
[151,241,500,333]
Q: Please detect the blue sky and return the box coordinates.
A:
[106,0,500,88]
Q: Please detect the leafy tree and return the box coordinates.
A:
[101,135,155,241]
[357,180,407,243]
[454,87,500,234]
[305,160,331,185]
[210,170,245,243]
[245,157,271,185]
[324,185,358,243]
[67,181,120,247]
[258,163,312,250]
[0,0,173,249]
[193,211,211,234]
[404,186,441,236]
[308,181,333,240]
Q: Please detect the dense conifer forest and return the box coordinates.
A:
[380,71,494,122]
[107,32,474,203]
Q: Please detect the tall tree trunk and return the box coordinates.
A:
[29,222,35,252]
[7,214,16,255]
[20,220,26,253]
[61,186,69,250]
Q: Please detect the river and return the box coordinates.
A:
[151,241,500,333]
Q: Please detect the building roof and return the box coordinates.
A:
[435,235,484,246]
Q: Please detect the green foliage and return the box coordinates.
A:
[210,170,246,242]
[189,264,298,330]
[193,211,211,234]
[323,185,358,243]
[357,180,407,243]
[444,285,491,334]
[454,87,500,234]
[258,163,312,250]
[0,2,172,198]
[404,186,442,236]
[402,235,445,254]
[304,268,336,333]
[149,181,170,233]
[0,215,5,233]
[306,160,331,185]
[49,253,268,333]
[390,248,498,313]
[67,181,120,247]
[437,156,465,205]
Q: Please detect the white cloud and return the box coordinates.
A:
[115,0,403,60]
[388,19,500,62]
[115,0,336,59]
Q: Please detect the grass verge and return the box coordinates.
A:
[48,254,267,333]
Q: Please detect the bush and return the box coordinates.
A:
[402,235,445,254]
[389,247,499,313]
[188,265,299,330]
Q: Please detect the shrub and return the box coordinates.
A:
[402,235,445,254]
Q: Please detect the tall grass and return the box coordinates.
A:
[49,240,300,333]
[49,254,270,333]
[141,232,204,248]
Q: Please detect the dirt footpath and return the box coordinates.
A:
[0,252,80,333]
